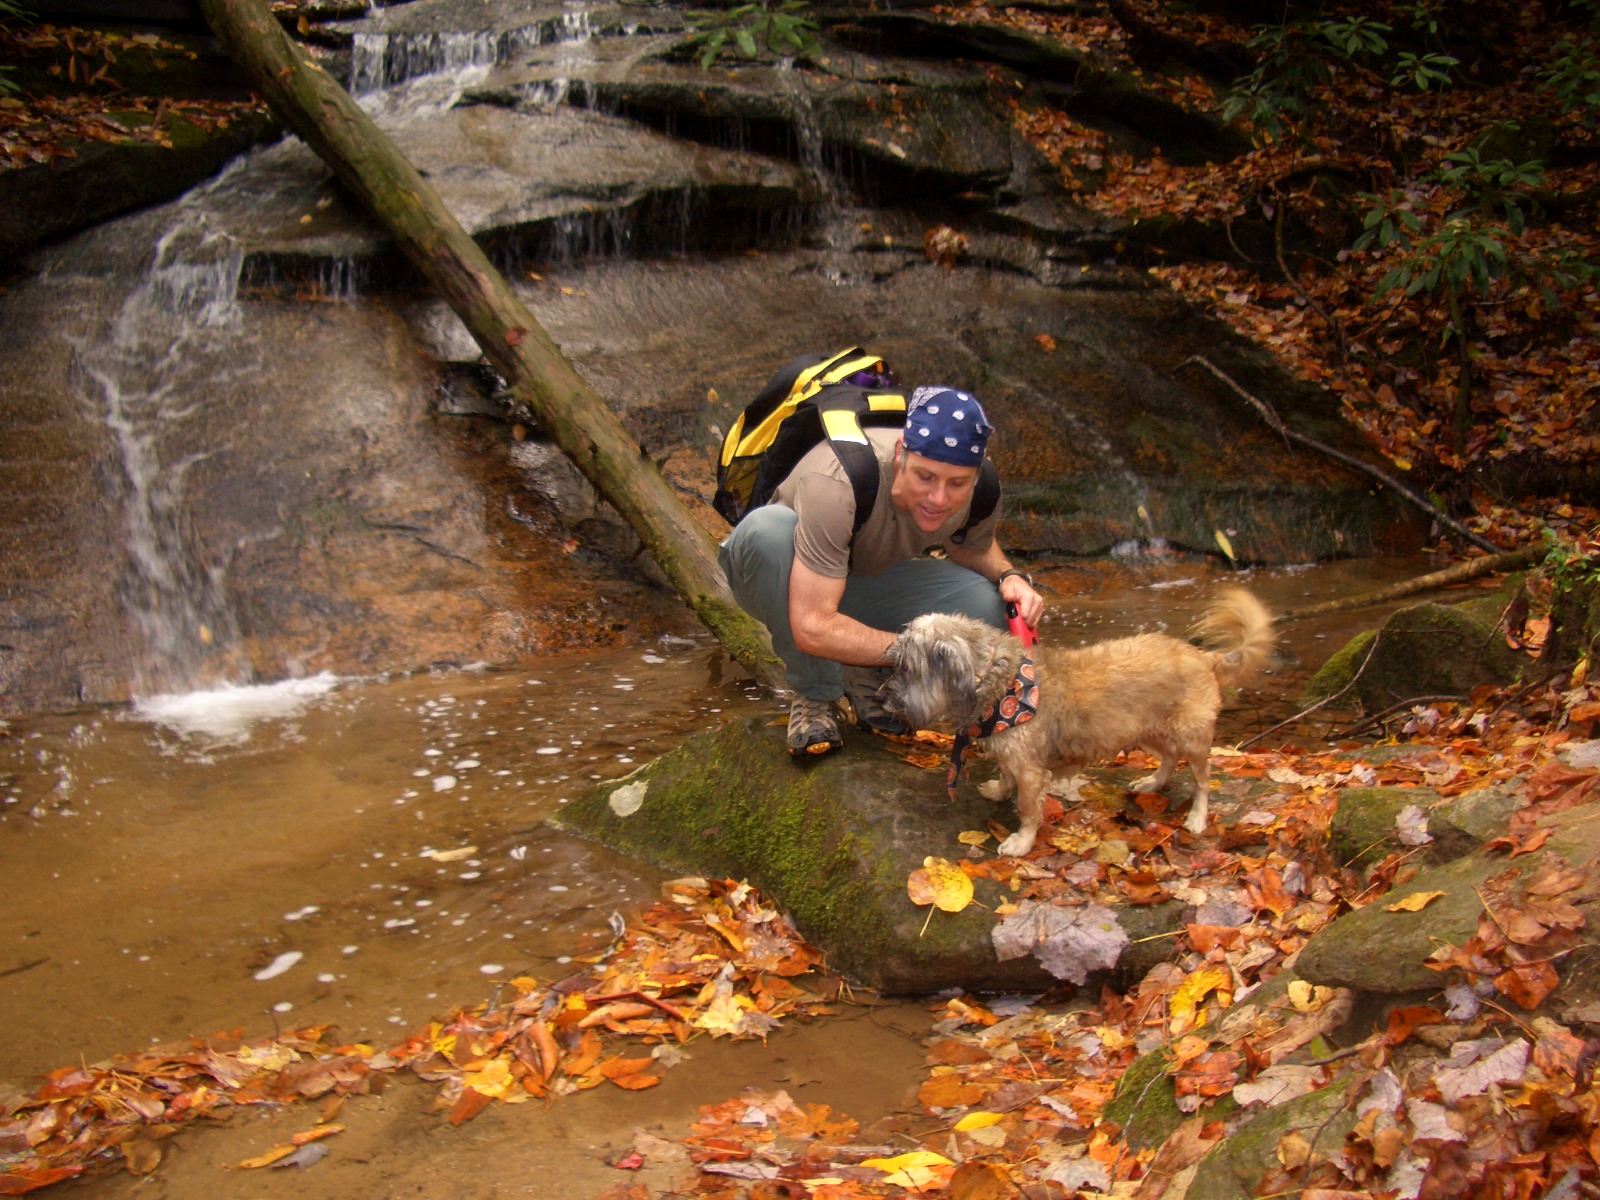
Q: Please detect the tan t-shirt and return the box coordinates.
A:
[768,428,999,578]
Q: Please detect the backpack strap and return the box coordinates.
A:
[950,459,1000,544]
[815,387,910,538]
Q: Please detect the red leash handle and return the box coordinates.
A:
[1005,601,1038,648]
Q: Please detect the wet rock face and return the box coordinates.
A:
[1,0,1425,714]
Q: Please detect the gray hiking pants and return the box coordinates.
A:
[718,504,1007,701]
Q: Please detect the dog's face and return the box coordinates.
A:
[882,612,995,729]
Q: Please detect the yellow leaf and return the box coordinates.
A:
[460,1055,516,1100]
[1169,965,1231,1034]
[1286,980,1337,1012]
[695,990,754,1037]
[291,1124,345,1146]
[234,1144,298,1169]
[862,1151,954,1172]
[1049,829,1099,855]
[955,1111,1003,1131]
[957,829,991,846]
[1385,890,1445,913]
[1214,529,1235,561]
[1276,1129,1312,1170]
[907,857,974,913]
[423,845,478,862]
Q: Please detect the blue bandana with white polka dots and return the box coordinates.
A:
[903,386,992,466]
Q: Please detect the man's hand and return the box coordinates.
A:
[998,569,1043,630]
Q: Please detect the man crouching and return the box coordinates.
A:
[718,385,1043,755]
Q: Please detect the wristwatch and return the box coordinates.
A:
[996,568,1033,588]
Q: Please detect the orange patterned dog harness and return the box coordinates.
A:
[945,653,1038,798]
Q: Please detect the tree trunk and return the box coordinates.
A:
[196,0,781,689]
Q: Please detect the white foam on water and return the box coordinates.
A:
[133,673,342,744]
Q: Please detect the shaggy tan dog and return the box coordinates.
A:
[882,588,1274,857]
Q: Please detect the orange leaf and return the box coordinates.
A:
[947,1161,1013,1200]
[291,1124,345,1146]
[1243,866,1294,915]
[556,1036,595,1081]
[608,1070,661,1091]
[919,1073,988,1109]
[1383,1005,1445,1047]
[448,1087,493,1126]
[505,326,526,346]
[0,1166,84,1195]
[598,1056,658,1086]
[1494,959,1559,1009]
[233,1144,299,1169]
[121,1141,162,1176]
[1185,925,1243,953]
[1511,827,1552,857]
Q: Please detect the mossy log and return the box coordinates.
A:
[196,0,781,689]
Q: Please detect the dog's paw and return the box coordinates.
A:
[996,829,1037,858]
[1130,773,1162,794]
[977,779,1007,802]
[1183,805,1209,835]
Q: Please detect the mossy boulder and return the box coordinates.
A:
[1297,802,1600,995]
[1101,1049,1186,1152]
[1328,784,1517,869]
[555,715,1054,992]
[1544,569,1600,670]
[555,716,1189,994]
[1186,1083,1358,1200]
[1302,592,1528,710]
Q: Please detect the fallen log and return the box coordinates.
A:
[1277,545,1540,622]
[196,0,782,689]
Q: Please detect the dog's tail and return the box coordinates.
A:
[1192,587,1275,689]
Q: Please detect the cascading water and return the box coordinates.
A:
[348,14,587,96]
[69,188,255,697]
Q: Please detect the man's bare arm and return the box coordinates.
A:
[788,559,899,666]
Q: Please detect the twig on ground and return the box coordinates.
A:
[1237,631,1383,749]
[1338,694,1466,737]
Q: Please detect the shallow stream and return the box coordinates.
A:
[0,552,1457,1092]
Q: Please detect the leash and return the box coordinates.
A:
[1005,601,1038,648]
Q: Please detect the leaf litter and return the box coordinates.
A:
[587,670,1600,1200]
[0,876,831,1192]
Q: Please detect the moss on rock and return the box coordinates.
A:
[1298,798,1600,997]
[555,716,1061,993]
[1102,1049,1184,1152]
[1303,592,1527,711]
[1186,1084,1357,1200]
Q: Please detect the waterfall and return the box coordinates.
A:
[348,17,581,96]
[69,198,254,696]
[772,61,858,257]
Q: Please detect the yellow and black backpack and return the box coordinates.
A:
[713,346,998,543]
